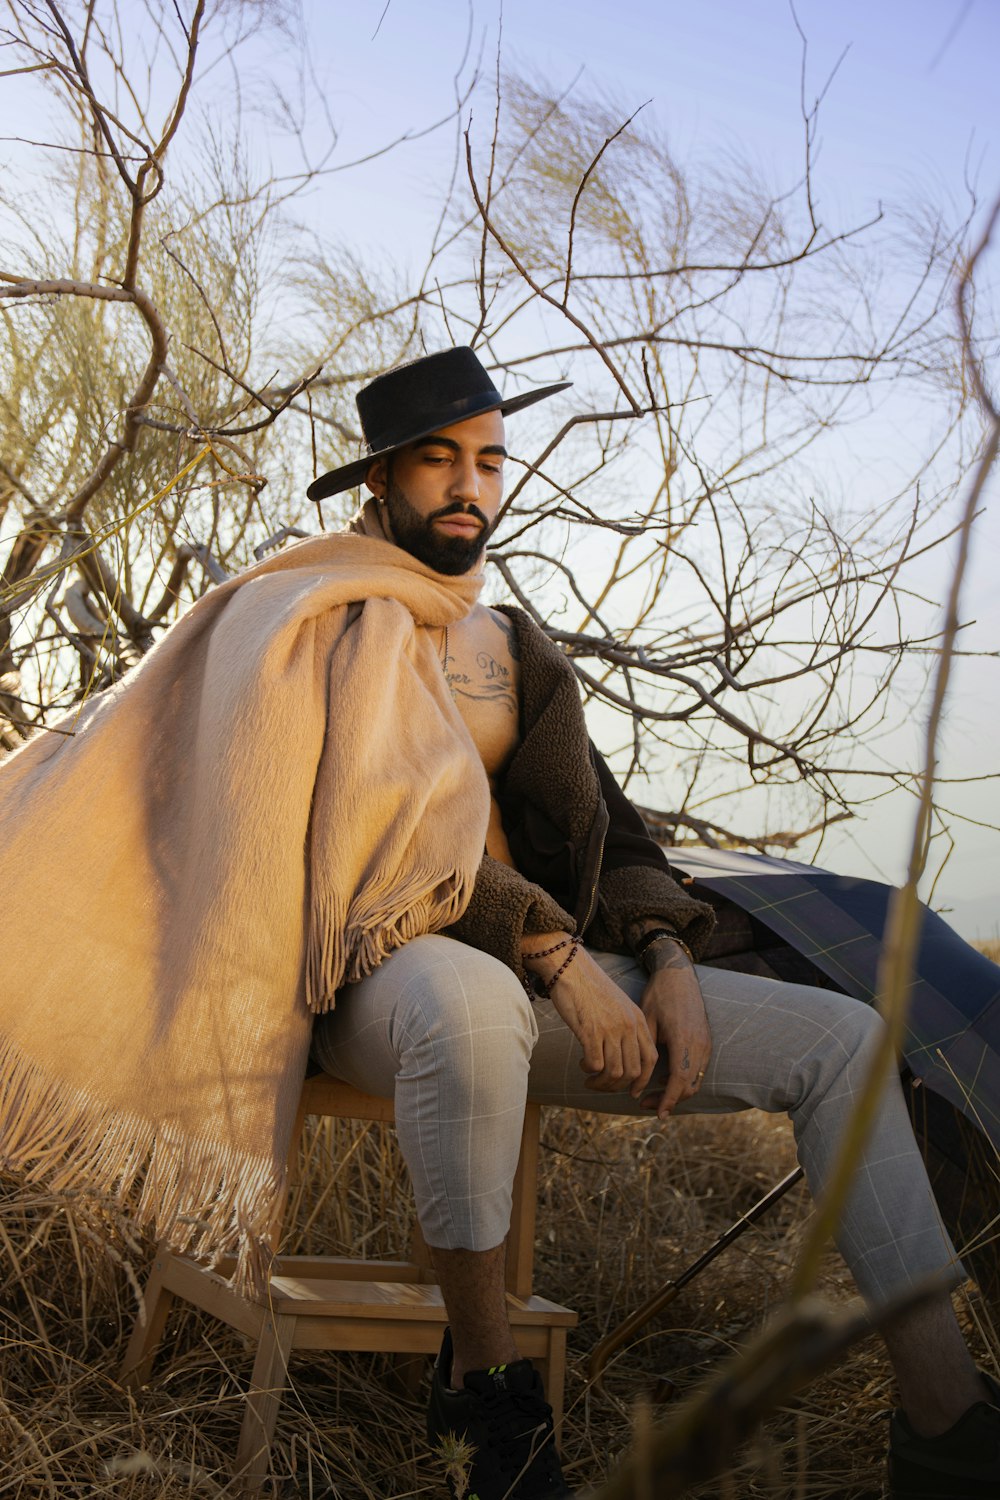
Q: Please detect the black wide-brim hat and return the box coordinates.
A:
[307,346,570,502]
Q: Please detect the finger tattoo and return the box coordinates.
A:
[681,1048,690,1070]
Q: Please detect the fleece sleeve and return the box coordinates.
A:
[584,746,717,959]
[443,854,576,986]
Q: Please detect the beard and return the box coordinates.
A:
[383,480,492,575]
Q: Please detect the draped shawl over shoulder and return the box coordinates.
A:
[0,533,489,1288]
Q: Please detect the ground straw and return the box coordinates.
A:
[2,1097,996,1497]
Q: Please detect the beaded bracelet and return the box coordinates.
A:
[523,936,574,962]
[520,934,571,999]
[534,937,581,999]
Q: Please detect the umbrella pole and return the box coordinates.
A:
[587,1165,805,1386]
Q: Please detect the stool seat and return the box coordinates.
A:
[121,1084,576,1496]
[266,1276,573,1325]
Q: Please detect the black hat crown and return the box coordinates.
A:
[307,346,569,502]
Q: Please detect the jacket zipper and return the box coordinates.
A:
[575,787,609,935]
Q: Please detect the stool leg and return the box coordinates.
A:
[545,1328,568,1440]
[235,1312,296,1495]
[119,1255,175,1389]
[506,1104,541,1298]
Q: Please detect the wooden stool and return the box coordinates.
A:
[120,1076,577,1494]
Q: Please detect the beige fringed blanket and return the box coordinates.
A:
[0,533,490,1288]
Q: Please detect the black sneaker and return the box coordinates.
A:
[888,1371,1000,1499]
[426,1329,574,1499]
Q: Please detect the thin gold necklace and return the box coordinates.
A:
[440,625,454,697]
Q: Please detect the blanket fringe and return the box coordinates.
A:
[305,886,349,1013]
[0,1035,284,1298]
[306,865,477,1012]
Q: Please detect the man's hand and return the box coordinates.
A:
[523,936,659,1096]
[638,937,712,1120]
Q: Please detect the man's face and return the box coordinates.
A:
[365,409,507,575]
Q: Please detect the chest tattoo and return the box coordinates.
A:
[444,653,518,715]
[443,615,520,716]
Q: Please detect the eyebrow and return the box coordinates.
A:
[411,436,508,458]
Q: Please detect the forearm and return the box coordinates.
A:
[522,929,659,1096]
[521,929,577,991]
[631,923,712,1118]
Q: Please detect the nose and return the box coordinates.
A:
[449,454,481,503]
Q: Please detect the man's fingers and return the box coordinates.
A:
[657,1060,708,1118]
[630,1022,659,1099]
[585,1037,627,1090]
[657,1076,685,1118]
[579,1036,606,1077]
[577,1027,624,1085]
[620,1031,644,1086]
[579,1018,655,1092]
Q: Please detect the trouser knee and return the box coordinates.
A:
[390,938,538,1108]
[788,996,887,1115]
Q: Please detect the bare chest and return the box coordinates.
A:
[440,606,521,780]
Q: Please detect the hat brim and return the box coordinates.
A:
[306,380,571,502]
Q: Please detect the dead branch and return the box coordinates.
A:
[0,274,168,526]
[464,125,643,412]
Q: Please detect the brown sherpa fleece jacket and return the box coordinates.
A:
[444,607,716,981]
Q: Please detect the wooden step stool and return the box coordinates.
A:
[120,1076,577,1494]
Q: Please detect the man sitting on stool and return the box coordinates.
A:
[306,347,999,1500]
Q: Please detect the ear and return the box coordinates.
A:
[364,458,388,499]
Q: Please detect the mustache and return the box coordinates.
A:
[429,502,489,529]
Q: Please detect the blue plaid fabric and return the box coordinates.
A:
[666,847,1000,1155]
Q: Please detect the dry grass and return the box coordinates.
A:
[2,1102,997,1499]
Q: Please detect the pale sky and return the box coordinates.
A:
[289,0,999,938]
[4,0,998,936]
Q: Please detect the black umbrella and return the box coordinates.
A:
[589,847,999,1381]
[666,846,1000,1153]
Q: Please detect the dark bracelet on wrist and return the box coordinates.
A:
[633,925,680,960]
[634,926,695,974]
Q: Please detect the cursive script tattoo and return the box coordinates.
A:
[443,660,473,692]
[443,653,518,713]
[681,1048,691,1071]
[442,614,520,715]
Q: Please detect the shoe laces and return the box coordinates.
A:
[474,1379,565,1493]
